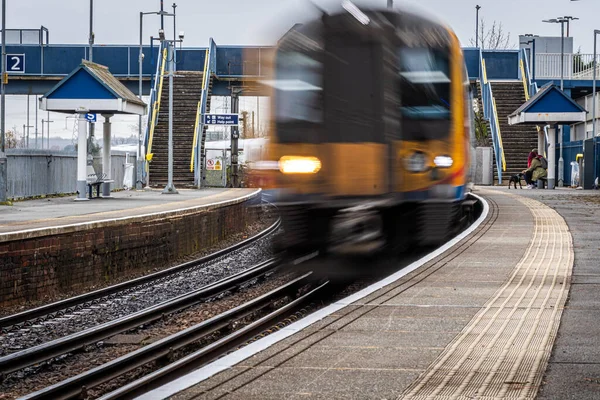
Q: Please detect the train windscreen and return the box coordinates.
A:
[270,50,323,144]
[399,48,452,140]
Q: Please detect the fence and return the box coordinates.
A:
[535,53,598,80]
[6,150,130,199]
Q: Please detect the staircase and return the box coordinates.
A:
[149,71,205,187]
[489,82,538,183]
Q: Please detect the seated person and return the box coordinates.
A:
[522,150,547,189]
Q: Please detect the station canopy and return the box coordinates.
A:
[508,83,586,125]
[40,60,146,115]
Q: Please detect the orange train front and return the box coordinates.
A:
[257,5,475,259]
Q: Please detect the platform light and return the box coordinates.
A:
[279,156,322,174]
[342,0,370,25]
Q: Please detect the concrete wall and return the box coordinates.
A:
[5,150,131,199]
[0,192,261,307]
[519,36,574,55]
[474,147,493,185]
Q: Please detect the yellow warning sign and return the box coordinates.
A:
[215,160,222,171]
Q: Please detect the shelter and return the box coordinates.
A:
[508,83,586,189]
[40,61,146,200]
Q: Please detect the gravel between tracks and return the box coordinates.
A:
[0,270,298,400]
[0,210,277,357]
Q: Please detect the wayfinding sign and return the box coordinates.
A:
[203,114,239,126]
[6,54,25,73]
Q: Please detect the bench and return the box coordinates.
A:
[537,177,547,189]
[87,173,115,199]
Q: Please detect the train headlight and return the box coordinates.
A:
[433,155,453,168]
[279,156,322,174]
[405,152,428,173]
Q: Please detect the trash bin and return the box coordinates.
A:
[571,160,580,188]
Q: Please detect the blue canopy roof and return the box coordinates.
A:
[40,60,145,115]
[508,83,587,125]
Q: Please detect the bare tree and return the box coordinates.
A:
[470,19,513,50]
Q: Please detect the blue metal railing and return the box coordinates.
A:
[195,38,218,185]
[144,41,164,157]
[479,49,506,183]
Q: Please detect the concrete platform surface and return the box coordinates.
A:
[140,188,577,400]
[484,186,600,400]
[0,188,259,239]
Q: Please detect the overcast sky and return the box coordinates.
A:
[5,0,600,140]
[6,0,598,50]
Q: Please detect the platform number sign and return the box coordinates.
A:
[6,54,25,74]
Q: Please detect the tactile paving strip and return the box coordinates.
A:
[399,192,573,400]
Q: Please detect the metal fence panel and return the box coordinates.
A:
[6,150,130,199]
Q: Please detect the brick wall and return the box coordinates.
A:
[0,193,261,307]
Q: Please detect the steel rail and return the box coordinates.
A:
[0,258,280,376]
[20,273,317,400]
[101,280,327,400]
[0,218,280,330]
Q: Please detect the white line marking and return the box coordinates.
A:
[138,194,489,400]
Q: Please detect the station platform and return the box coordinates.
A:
[0,188,259,240]
[0,188,261,308]
[142,187,600,400]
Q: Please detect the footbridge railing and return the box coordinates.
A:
[479,49,506,184]
[144,43,167,184]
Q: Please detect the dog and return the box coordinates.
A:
[508,173,525,189]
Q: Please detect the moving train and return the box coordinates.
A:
[260,4,476,260]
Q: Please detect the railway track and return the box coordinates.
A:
[0,259,281,378]
[18,272,326,400]
[0,218,281,334]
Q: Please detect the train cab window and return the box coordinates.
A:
[267,50,323,143]
[399,48,452,140]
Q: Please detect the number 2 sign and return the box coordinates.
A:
[6,54,25,74]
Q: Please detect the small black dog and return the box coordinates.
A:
[508,173,525,189]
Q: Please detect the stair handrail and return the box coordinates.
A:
[520,59,530,101]
[479,50,506,183]
[146,46,168,159]
[191,49,209,172]
[197,38,218,186]
[144,42,164,156]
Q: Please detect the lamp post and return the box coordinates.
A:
[543,17,577,187]
[89,0,94,62]
[138,8,175,191]
[387,0,393,9]
[158,23,182,195]
[522,35,538,82]
[475,5,481,48]
[593,30,600,139]
[0,0,7,202]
